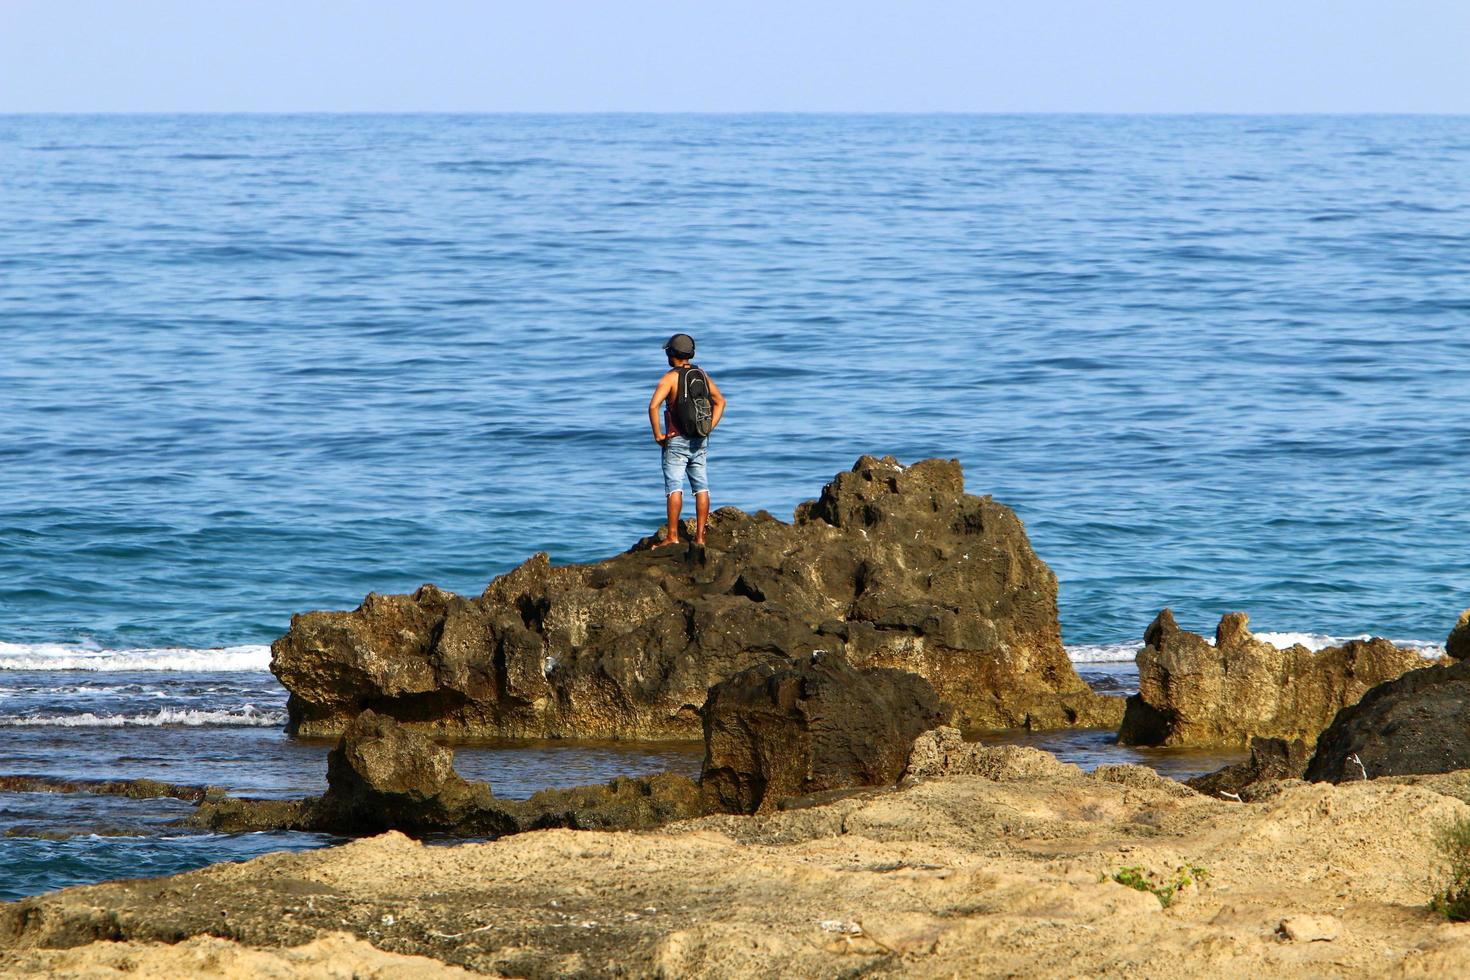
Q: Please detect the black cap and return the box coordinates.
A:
[663,333,696,357]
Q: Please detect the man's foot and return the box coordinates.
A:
[651,536,682,549]
[692,535,706,546]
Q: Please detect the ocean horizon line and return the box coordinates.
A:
[5,109,1470,118]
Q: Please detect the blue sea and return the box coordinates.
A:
[2,114,1468,899]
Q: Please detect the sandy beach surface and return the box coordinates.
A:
[6,747,1470,978]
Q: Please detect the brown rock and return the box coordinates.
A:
[520,773,702,831]
[272,456,1120,740]
[1187,737,1311,799]
[1117,609,1426,747]
[186,797,312,834]
[903,726,1080,783]
[699,653,948,814]
[311,709,511,836]
[185,711,703,837]
[1306,657,1470,782]
[1447,608,1470,660]
[0,775,218,803]
[1278,914,1341,942]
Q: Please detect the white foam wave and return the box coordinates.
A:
[0,706,285,727]
[1252,631,1351,651]
[1066,642,1141,664]
[1067,633,1445,664]
[1253,631,1444,658]
[0,642,271,672]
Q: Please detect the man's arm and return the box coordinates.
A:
[648,371,677,442]
[706,375,726,431]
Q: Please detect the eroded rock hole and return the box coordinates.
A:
[731,576,767,603]
[516,594,550,632]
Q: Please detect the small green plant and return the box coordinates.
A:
[1430,816,1470,920]
[1105,864,1210,908]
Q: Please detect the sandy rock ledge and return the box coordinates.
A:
[5,735,1470,978]
[0,932,476,979]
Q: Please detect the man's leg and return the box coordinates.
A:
[694,490,710,545]
[654,438,688,548]
[687,438,710,545]
[656,490,684,547]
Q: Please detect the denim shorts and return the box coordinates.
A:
[661,434,709,496]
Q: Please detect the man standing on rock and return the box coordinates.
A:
[648,333,725,548]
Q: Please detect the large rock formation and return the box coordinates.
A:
[699,653,948,814]
[1117,609,1426,747]
[1306,658,1470,783]
[272,456,1119,740]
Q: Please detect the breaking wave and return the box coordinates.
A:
[1066,642,1143,664]
[0,642,271,672]
[1066,633,1444,664]
[1252,631,1444,658]
[0,706,284,727]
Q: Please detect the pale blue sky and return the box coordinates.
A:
[2,0,1467,113]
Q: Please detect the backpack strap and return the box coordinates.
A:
[675,363,700,395]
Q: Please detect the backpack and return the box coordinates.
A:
[673,365,715,437]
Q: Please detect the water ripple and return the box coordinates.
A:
[2,113,1469,653]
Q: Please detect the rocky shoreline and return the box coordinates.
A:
[7,733,1470,977]
[3,455,1467,977]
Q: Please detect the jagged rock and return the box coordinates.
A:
[1447,608,1470,660]
[903,726,1078,783]
[1089,763,1200,798]
[189,650,953,837]
[184,712,701,837]
[311,709,512,836]
[1306,658,1470,782]
[1278,914,1341,943]
[1187,737,1311,799]
[188,797,312,834]
[699,653,947,814]
[1117,609,1426,747]
[518,773,702,831]
[0,775,221,802]
[272,456,1120,740]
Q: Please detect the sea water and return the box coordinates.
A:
[2,114,1468,898]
